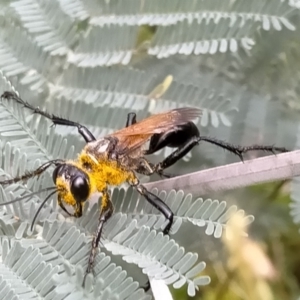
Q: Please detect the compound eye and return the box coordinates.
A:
[70,176,89,203]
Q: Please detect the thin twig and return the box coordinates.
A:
[144,150,300,194]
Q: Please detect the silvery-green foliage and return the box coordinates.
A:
[0,0,299,299]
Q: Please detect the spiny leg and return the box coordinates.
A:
[155,135,289,173]
[129,179,174,291]
[1,91,96,143]
[196,136,288,161]
[131,182,174,235]
[148,122,289,173]
[83,191,113,285]
[144,123,198,177]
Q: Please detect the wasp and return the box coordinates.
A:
[0,91,288,287]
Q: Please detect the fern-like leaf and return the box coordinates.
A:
[104,221,210,296]
[68,25,138,67]
[112,188,254,240]
[11,0,78,55]
[149,18,256,58]
[0,26,50,92]
[80,0,296,31]
[53,263,151,300]
[52,65,156,110]
[0,240,61,299]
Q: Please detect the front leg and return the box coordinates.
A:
[135,185,174,235]
[83,191,113,284]
[127,176,174,292]
[128,177,174,235]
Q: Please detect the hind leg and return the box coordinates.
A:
[149,122,288,174]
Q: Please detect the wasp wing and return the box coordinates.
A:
[109,107,202,155]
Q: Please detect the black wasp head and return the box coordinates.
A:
[53,164,90,203]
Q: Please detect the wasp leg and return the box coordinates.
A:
[125,112,137,127]
[195,137,288,161]
[146,122,288,173]
[144,122,200,175]
[83,191,113,285]
[155,135,289,173]
[1,91,96,143]
[134,184,173,235]
[128,178,174,292]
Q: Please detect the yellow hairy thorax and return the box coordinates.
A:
[54,150,137,209]
[77,150,134,189]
